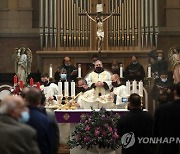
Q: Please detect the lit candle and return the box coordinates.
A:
[71,81,75,97]
[126,80,131,96]
[64,81,69,97]
[138,81,143,97]
[148,64,152,78]
[78,64,81,78]
[119,64,123,78]
[30,78,34,87]
[19,80,24,89]
[58,81,62,95]
[132,80,137,93]
[37,82,40,90]
[14,75,18,86]
[49,64,53,78]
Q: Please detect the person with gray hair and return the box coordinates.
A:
[0,95,40,154]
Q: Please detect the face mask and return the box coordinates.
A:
[96,67,103,72]
[18,111,30,123]
[61,74,67,80]
[132,61,138,65]
[112,81,119,87]
[42,81,49,86]
[65,64,70,67]
[157,57,162,61]
[77,87,86,93]
[161,78,167,82]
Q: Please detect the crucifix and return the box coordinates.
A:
[79,3,120,56]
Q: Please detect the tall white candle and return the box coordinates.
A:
[138,81,143,97]
[132,80,137,93]
[71,81,76,97]
[126,80,131,96]
[148,65,152,78]
[58,81,62,95]
[120,65,123,78]
[64,81,69,97]
[78,64,81,78]
[49,64,53,78]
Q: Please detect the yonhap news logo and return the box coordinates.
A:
[121,132,180,149]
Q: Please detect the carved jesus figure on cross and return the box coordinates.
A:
[85,4,114,52]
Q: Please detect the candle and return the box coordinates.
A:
[148,65,152,78]
[19,80,24,89]
[37,82,40,89]
[49,64,53,78]
[126,80,131,96]
[64,81,69,97]
[138,81,143,97]
[30,78,34,87]
[132,80,137,93]
[78,64,81,78]
[120,64,123,78]
[58,81,62,95]
[14,75,18,86]
[71,81,75,97]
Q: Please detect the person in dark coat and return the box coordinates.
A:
[25,88,55,154]
[0,95,40,154]
[58,57,77,82]
[125,55,145,82]
[117,93,153,154]
[153,83,180,154]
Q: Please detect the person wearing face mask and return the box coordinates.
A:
[110,74,128,109]
[0,95,40,154]
[86,60,112,97]
[151,71,174,102]
[125,55,145,82]
[40,73,58,104]
[156,52,168,76]
[58,57,77,82]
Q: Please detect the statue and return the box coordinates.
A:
[85,4,114,52]
[12,47,32,84]
[169,47,180,84]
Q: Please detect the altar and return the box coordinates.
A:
[54,109,132,154]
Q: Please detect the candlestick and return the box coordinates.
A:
[119,64,123,78]
[30,78,34,87]
[14,75,18,86]
[78,64,81,78]
[37,82,40,89]
[132,80,137,93]
[19,80,24,89]
[71,81,75,97]
[49,64,53,78]
[58,81,62,95]
[148,64,152,78]
[138,81,143,97]
[64,81,69,97]
[126,80,131,96]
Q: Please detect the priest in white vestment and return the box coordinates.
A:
[40,73,58,105]
[110,74,128,109]
[86,60,112,97]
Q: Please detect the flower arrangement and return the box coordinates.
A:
[68,108,121,150]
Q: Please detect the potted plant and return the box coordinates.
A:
[68,108,121,153]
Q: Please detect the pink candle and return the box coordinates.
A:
[14,75,18,85]
[30,78,34,87]
[19,80,24,89]
[37,82,40,90]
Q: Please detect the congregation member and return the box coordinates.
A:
[39,93,60,154]
[111,59,120,75]
[0,95,40,154]
[86,60,112,96]
[110,74,128,108]
[153,83,180,154]
[125,55,145,82]
[25,88,55,154]
[40,73,58,103]
[58,57,77,82]
[117,93,153,154]
[151,71,174,102]
[87,54,99,70]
